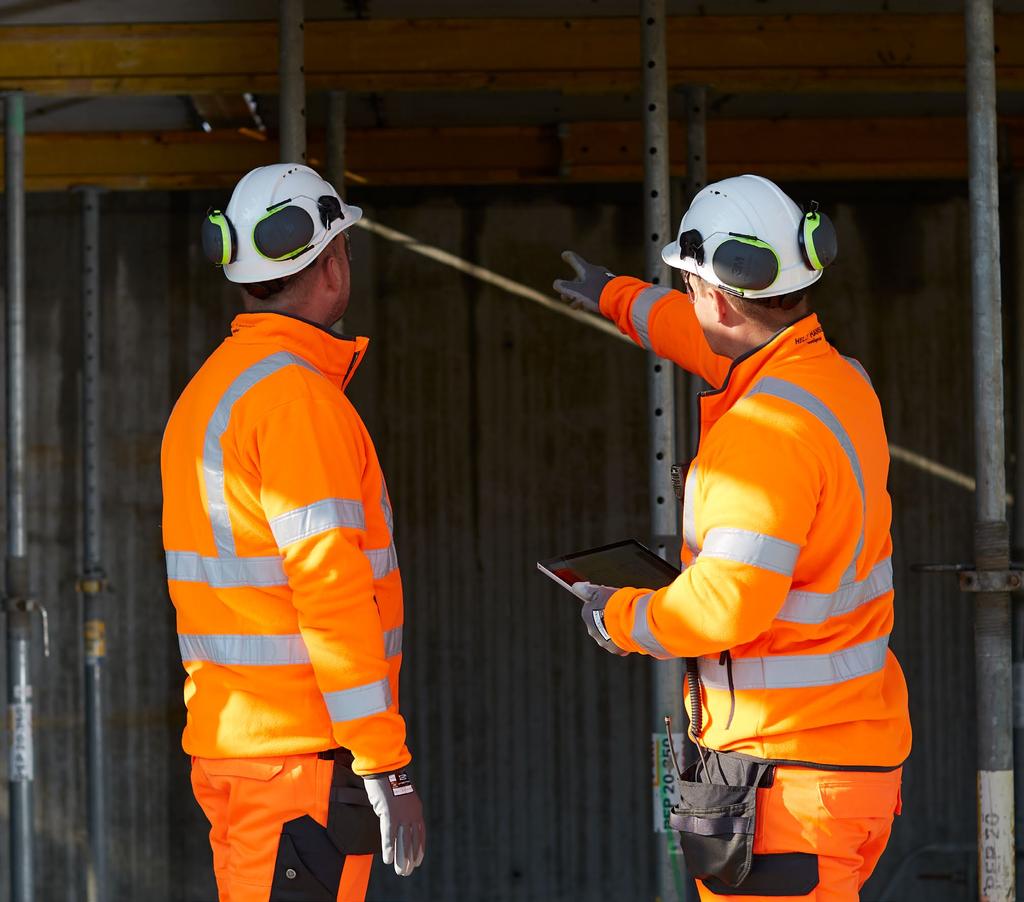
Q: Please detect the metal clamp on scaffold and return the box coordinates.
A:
[75,570,108,595]
[911,562,1024,593]
[5,596,51,660]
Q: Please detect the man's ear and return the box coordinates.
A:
[322,249,342,292]
[711,288,734,325]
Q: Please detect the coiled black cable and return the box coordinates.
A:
[686,657,702,738]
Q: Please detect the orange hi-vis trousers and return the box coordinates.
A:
[695,766,903,902]
[191,751,376,902]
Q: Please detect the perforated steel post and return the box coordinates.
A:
[278,0,306,164]
[641,3,685,900]
[1015,174,1024,862]
[5,90,34,902]
[683,86,707,461]
[80,185,109,902]
[965,1,1016,898]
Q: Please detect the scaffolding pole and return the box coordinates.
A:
[327,91,347,192]
[1015,175,1024,867]
[683,85,707,460]
[673,86,707,867]
[278,0,306,164]
[641,3,685,901]
[5,90,34,902]
[965,1,1017,899]
[79,186,109,902]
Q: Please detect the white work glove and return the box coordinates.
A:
[572,581,628,656]
[553,251,616,314]
[363,770,426,876]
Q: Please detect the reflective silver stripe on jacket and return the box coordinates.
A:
[269,498,366,548]
[631,286,672,350]
[745,377,866,567]
[365,477,399,579]
[381,480,394,534]
[383,626,403,658]
[682,464,699,555]
[165,551,287,588]
[366,545,399,580]
[204,351,319,557]
[630,593,674,659]
[699,527,800,577]
[698,635,890,691]
[324,678,392,722]
[843,355,872,386]
[777,557,893,625]
[178,633,310,665]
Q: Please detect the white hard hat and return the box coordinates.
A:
[662,174,837,300]
[201,163,362,284]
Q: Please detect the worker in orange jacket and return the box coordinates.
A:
[554,174,910,901]
[162,163,425,902]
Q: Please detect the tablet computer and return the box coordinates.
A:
[537,539,681,595]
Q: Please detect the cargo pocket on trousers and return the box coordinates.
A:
[269,815,342,902]
[669,764,758,887]
[325,749,380,856]
[701,853,820,896]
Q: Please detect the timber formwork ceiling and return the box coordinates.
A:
[2,4,1024,187]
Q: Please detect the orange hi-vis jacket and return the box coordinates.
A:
[161,312,409,776]
[600,277,911,768]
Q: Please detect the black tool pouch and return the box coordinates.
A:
[669,753,773,888]
[269,749,380,901]
[325,748,380,856]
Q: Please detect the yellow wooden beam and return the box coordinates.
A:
[0,16,1021,96]
[6,117,1023,191]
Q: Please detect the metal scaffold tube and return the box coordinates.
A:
[965,1,1017,899]
[278,0,306,164]
[5,90,34,902]
[683,85,707,460]
[1015,175,1024,865]
[327,90,347,192]
[640,3,685,900]
[79,186,109,902]
[684,86,708,220]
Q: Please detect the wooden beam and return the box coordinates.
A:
[7,117,1024,190]
[0,16,1022,96]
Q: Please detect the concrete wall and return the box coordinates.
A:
[0,181,987,900]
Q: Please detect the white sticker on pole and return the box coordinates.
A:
[978,769,1015,902]
[8,699,33,783]
[652,732,685,836]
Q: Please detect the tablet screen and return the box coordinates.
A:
[538,539,681,594]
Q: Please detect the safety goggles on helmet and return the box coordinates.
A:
[202,194,347,268]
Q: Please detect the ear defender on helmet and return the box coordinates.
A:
[711,233,781,294]
[799,203,838,271]
[201,209,237,267]
[252,200,317,261]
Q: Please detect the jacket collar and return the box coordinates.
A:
[228,312,368,391]
[703,313,829,412]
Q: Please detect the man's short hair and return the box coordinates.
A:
[729,288,811,329]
